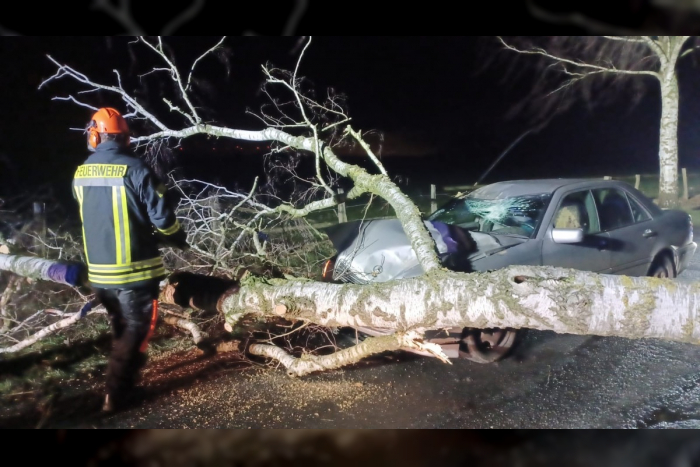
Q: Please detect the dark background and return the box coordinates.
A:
[1,3,700,217]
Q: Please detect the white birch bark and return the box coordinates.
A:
[2,253,700,372]
[655,37,684,207]
[218,266,700,345]
[657,72,680,206]
[0,255,61,282]
[0,308,105,354]
[3,254,698,347]
[163,316,206,345]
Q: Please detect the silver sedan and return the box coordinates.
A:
[322,179,697,363]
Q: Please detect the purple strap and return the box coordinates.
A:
[46,263,85,287]
[429,221,459,254]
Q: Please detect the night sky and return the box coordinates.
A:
[1,34,699,215]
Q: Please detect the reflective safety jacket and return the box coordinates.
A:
[72,141,185,289]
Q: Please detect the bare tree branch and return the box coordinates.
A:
[497,37,662,79]
[344,126,389,176]
[186,36,226,91]
[602,36,648,43]
[138,37,202,124]
[642,36,670,61]
[163,315,206,345]
[249,331,449,378]
[0,306,105,355]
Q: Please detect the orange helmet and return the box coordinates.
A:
[87,107,130,149]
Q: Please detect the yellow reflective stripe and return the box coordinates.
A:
[88,264,164,274]
[120,186,131,265]
[89,267,167,284]
[74,177,124,187]
[112,186,122,265]
[74,184,82,205]
[88,257,163,272]
[89,267,166,280]
[158,219,181,236]
[76,186,88,263]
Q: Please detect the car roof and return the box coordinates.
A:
[467,178,629,199]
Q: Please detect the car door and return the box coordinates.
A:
[592,187,657,276]
[541,189,611,272]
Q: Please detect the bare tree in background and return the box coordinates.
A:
[1,36,699,376]
[498,35,699,208]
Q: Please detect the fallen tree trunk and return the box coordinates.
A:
[170,266,699,376]
[165,267,700,345]
[3,254,700,374]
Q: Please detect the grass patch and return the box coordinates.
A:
[0,318,196,403]
[687,209,700,228]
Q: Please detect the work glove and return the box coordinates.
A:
[158,229,190,251]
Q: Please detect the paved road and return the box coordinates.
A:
[57,252,698,429]
[1,252,691,429]
[678,247,700,283]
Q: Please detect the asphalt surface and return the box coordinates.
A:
[51,252,697,430]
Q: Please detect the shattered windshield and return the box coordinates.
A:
[428,193,552,238]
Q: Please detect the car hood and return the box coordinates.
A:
[322,219,526,284]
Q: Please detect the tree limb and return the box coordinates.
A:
[249,331,449,377]
[163,315,206,345]
[498,37,661,79]
[0,306,105,355]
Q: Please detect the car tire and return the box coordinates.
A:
[458,328,518,364]
[648,254,675,279]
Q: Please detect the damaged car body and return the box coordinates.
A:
[322,179,697,363]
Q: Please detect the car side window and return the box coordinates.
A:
[626,193,651,223]
[553,190,600,234]
[592,188,634,231]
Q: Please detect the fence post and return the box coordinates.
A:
[32,202,46,258]
[682,168,689,200]
[208,195,221,232]
[430,184,437,213]
[337,188,347,223]
[635,174,640,190]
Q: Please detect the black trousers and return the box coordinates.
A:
[95,282,160,400]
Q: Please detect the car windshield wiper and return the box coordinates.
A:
[496,233,529,238]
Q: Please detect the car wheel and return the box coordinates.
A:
[458,328,518,363]
[648,255,675,279]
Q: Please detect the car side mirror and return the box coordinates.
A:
[552,228,584,244]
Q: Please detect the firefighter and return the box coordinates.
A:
[73,107,189,412]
